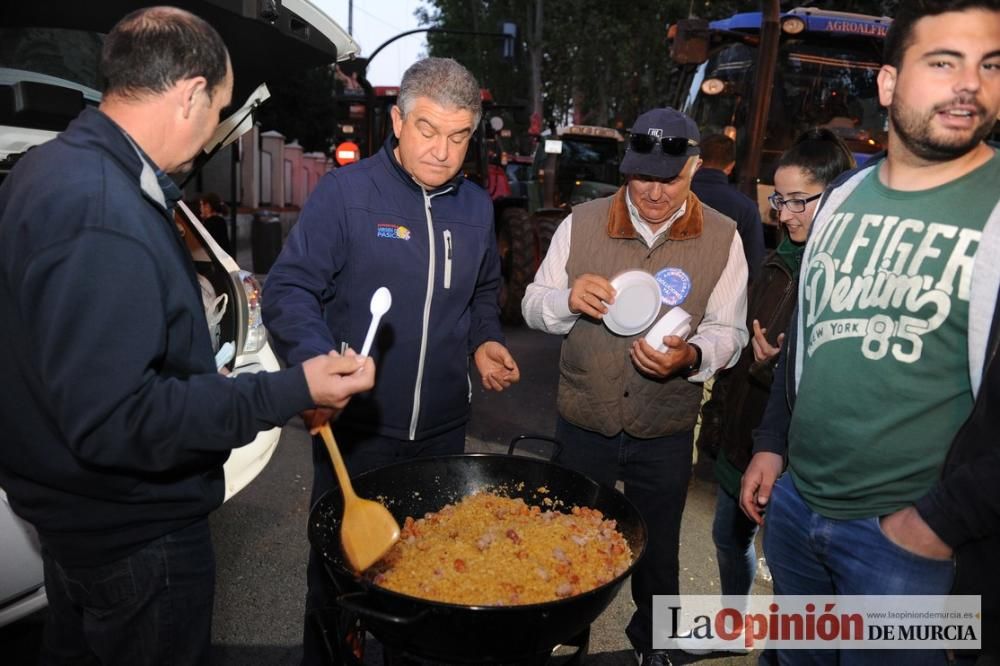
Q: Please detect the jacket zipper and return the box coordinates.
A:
[409,186,452,440]
[443,229,453,289]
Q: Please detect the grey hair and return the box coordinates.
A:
[397,57,482,126]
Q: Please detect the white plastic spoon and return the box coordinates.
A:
[359,287,392,357]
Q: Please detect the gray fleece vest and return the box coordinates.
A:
[559,187,735,438]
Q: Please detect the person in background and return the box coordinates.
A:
[261,57,519,666]
[486,145,512,200]
[742,0,1000,661]
[199,191,232,254]
[0,7,374,665]
[523,106,748,666]
[683,129,854,657]
[690,133,765,282]
[689,133,765,482]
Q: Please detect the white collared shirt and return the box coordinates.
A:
[521,193,749,382]
[625,188,687,246]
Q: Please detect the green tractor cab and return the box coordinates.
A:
[495,124,624,323]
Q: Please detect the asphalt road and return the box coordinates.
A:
[1,324,767,665]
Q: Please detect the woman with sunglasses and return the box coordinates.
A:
[692,128,854,647]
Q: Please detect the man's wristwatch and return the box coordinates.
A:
[683,342,702,378]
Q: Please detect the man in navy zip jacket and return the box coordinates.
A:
[741,1,1000,660]
[690,133,765,282]
[0,8,374,665]
[261,57,519,664]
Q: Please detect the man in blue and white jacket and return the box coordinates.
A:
[261,56,519,665]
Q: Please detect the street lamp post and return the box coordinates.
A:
[365,27,515,68]
[342,26,517,160]
[737,0,781,201]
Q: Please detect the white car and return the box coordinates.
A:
[0,0,359,628]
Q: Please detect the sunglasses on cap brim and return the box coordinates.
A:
[628,134,699,156]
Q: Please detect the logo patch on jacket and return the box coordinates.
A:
[377,223,411,240]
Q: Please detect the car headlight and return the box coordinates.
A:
[781,16,807,35]
[239,270,267,354]
[700,78,727,96]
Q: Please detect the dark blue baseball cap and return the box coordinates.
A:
[620,107,701,180]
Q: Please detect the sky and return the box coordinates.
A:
[312,0,429,87]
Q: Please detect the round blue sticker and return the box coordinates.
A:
[655,267,691,306]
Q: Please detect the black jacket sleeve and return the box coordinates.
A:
[21,228,312,474]
[262,175,345,367]
[738,203,766,284]
[467,200,506,354]
[915,357,1000,548]
[751,310,796,457]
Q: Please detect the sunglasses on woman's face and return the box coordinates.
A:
[628,134,699,155]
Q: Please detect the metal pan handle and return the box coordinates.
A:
[507,434,563,460]
[336,592,430,625]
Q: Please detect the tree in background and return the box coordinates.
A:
[418,0,686,131]
[542,0,687,128]
[416,1,531,116]
[244,1,899,155]
[254,64,339,154]
[416,0,899,139]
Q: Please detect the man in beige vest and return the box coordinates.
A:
[523,107,748,666]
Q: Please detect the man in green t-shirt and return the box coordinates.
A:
[740,0,1000,661]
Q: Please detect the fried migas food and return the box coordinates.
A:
[366,493,632,605]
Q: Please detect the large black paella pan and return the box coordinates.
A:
[308,453,647,664]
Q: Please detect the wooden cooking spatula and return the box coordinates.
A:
[312,422,400,572]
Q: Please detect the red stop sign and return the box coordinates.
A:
[334,141,360,166]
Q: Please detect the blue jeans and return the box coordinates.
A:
[554,416,693,654]
[40,518,215,666]
[713,485,759,598]
[303,424,466,666]
[763,474,955,666]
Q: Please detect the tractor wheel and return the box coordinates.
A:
[496,207,536,325]
[532,209,569,262]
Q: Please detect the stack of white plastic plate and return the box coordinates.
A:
[643,307,693,351]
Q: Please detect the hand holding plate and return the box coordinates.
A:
[569,273,615,319]
[603,271,662,336]
[630,335,696,379]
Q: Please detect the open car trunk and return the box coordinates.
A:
[1,0,358,105]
